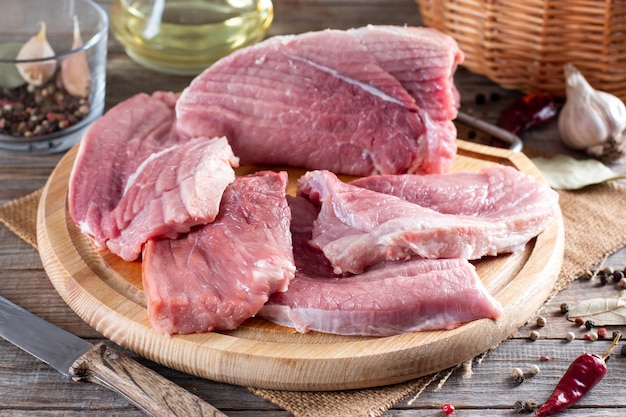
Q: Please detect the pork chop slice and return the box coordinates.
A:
[142,171,295,335]
[69,91,183,249]
[298,169,558,274]
[259,258,502,337]
[105,136,239,261]
[258,196,502,336]
[176,25,462,176]
[68,91,239,261]
[351,165,559,218]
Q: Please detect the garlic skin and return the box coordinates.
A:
[61,16,92,98]
[15,22,57,86]
[558,63,626,160]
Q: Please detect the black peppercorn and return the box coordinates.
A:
[585,320,595,330]
[0,76,90,138]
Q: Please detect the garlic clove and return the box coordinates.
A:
[61,16,92,98]
[558,64,626,160]
[15,21,57,86]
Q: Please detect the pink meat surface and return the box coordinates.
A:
[259,259,502,336]
[68,91,239,261]
[69,92,182,248]
[105,136,239,261]
[298,170,558,274]
[176,25,462,176]
[258,196,502,336]
[351,165,558,217]
[142,171,295,335]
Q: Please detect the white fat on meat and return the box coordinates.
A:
[297,169,559,275]
[142,171,295,335]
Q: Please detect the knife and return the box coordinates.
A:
[0,295,228,417]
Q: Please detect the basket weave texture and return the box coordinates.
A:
[415,0,626,100]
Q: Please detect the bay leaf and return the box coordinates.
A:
[531,155,626,190]
[566,290,626,325]
[0,42,26,89]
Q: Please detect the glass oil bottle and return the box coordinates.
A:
[110,0,273,75]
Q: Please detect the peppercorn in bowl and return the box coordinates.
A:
[0,0,108,155]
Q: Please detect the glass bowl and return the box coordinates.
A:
[0,0,108,155]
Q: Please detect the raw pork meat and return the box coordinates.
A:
[298,170,558,274]
[105,136,238,261]
[69,92,182,247]
[68,91,239,261]
[258,196,503,337]
[142,171,295,335]
[351,165,558,217]
[259,258,503,336]
[176,25,463,176]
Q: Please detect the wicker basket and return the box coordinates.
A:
[415,0,626,100]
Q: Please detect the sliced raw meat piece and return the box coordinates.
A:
[142,171,295,335]
[68,91,239,261]
[258,195,502,336]
[176,25,462,176]
[351,165,558,217]
[105,136,239,261]
[298,170,558,274]
[69,92,182,247]
[259,257,502,337]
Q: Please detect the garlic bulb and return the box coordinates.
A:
[61,16,92,98]
[558,63,626,160]
[15,22,57,86]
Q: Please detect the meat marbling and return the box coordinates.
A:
[176,25,463,176]
[298,169,558,274]
[142,171,295,335]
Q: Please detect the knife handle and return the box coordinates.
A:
[69,342,228,417]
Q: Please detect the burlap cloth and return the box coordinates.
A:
[2,174,626,417]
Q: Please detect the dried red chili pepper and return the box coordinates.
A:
[535,331,621,416]
[496,92,557,135]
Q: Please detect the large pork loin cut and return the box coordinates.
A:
[298,169,558,275]
[258,196,503,337]
[142,171,295,335]
[176,25,463,176]
[68,92,239,261]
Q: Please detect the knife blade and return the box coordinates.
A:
[0,295,228,417]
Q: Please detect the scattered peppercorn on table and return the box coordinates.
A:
[2,0,626,416]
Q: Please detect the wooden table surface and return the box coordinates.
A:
[2,1,626,416]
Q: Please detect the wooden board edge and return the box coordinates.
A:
[35,140,566,391]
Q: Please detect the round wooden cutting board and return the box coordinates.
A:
[37,139,564,391]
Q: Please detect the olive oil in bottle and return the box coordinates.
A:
[110,0,273,75]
